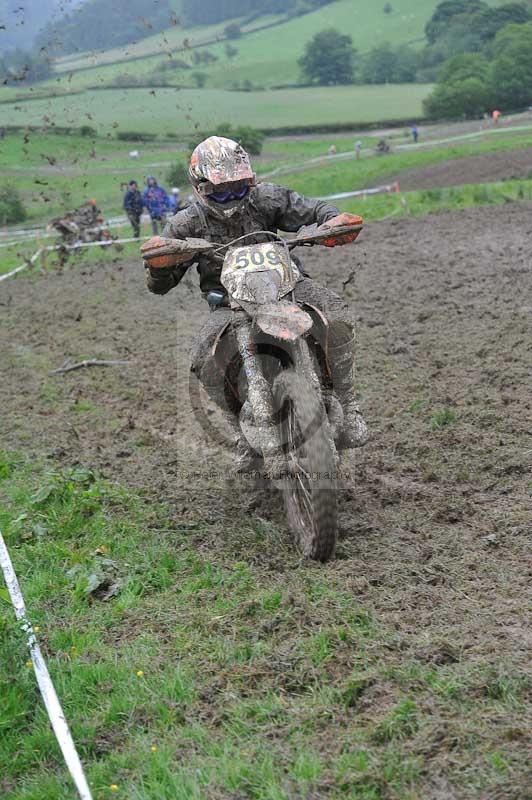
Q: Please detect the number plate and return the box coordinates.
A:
[221,242,300,303]
[224,242,290,272]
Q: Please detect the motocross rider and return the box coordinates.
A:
[144,136,368,470]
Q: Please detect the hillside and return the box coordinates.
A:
[47,0,443,92]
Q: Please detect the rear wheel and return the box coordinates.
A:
[273,370,338,561]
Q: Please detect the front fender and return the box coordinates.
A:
[254,301,313,342]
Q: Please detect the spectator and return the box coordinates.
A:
[411,125,419,143]
[168,187,181,213]
[492,109,501,125]
[328,144,337,156]
[142,176,170,234]
[123,180,143,238]
[354,140,362,160]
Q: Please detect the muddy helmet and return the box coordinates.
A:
[189,136,255,219]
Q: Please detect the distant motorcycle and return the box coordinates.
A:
[375,139,391,155]
[141,217,363,561]
[50,202,113,255]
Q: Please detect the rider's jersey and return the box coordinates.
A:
[146,182,339,296]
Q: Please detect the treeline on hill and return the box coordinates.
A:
[0,49,51,85]
[35,0,176,56]
[32,0,334,58]
[423,1,532,117]
[298,1,532,118]
[179,0,334,26]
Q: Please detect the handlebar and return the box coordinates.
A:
[140,221,363,266]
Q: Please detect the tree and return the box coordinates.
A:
[424,76,491,118]
[299,28,356,85]
[225,43,239,59]
[423,53,491,118]
[0,49,51,84]
[489,22,532,108]
[224,23,242,39]
[214,123,264,155]
[189,123,264,155]
[437,52,489,84]
[192,71,208,88]
[36,0,173,56]
[425,0,488,45]
[0,184,27,225]
[476,3,530,43]
[361,43,418,83]
[167,161,189,186]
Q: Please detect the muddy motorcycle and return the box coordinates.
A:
[143,219,363,561]
[50,210,113,260]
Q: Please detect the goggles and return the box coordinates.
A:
[209,184,250,204]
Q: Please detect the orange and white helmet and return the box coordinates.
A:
[189,136,255,218]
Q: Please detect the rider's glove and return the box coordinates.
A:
[140,236,190,269]
[140,235,213,268]
[318,213,364,247]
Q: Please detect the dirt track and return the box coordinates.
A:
[1,203,531,796]
[381,147,532,191]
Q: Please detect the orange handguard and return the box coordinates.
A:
[321,213,364,247]
[140,235,213,268]
[140,236,181,269]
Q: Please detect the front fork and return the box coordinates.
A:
[234,314,285,476]
[233,311,328,475]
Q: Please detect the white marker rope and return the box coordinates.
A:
[319,182,401,201]
[0,532,93,800]
[0,248,43,283]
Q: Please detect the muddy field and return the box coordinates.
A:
[382,147,532,191]
[1,203,531,797]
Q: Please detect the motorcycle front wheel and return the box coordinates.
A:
[273,370,338,561]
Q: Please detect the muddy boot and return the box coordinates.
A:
[329,334,369,449]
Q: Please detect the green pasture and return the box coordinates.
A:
[0,84,433,137]
[280,131,532,198]
[0,453,529,799]
[52,15,267,74]
[2,127,532,227]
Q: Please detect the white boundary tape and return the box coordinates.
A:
[0,531,93,800]
[319,182,400,201]
[0,248,43,283]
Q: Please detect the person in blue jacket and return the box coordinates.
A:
[123,180,144,237]
[142,176,170,234]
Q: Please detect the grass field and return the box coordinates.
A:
[0,84,432,138]
[1,448,529,799]
[1,127,531,227]
[52,16,268,74]
[279,131,532,197]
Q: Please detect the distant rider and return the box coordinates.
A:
[143,136,368,470]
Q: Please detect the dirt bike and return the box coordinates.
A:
[141,217,363,561]
[375,139,391,155]
[51,208,113,256]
